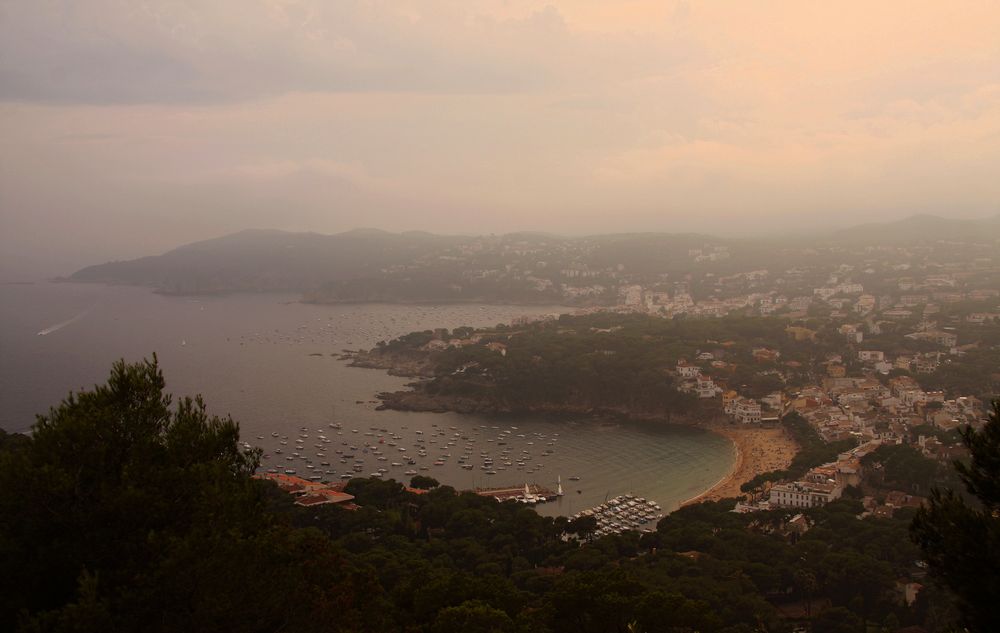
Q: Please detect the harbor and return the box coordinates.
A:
[571,494,664,536]
[257,417,575,490]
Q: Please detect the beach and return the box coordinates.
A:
[681,422,798,506]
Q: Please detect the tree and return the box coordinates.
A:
[410,475,440,490]
[0,358,371,633]
[910,400,1000,632]
[430,600,513,633]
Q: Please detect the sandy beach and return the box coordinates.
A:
[681,422,798,506]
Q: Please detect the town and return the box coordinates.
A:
[354,230,998,530]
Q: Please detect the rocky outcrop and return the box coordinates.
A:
[344,349,436,378]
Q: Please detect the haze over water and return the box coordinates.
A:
[0,282,732,515]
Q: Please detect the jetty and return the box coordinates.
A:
[474,483,557,503]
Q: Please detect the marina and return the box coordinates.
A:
[571,494,664,536]
[257,419,572,498]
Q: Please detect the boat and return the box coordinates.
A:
[519,483,539,504]
[569,476,581,481]
[556,476,564,497]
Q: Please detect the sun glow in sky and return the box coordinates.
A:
[1,1,998,275]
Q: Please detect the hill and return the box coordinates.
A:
[68,215,999,301]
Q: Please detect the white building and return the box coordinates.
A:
[728,397,762,424]
[676,361,701,379]
[769,480,841,509]
[695,374,722,399]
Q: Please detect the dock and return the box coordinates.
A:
[474,484,557,502]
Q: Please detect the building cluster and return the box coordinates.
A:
[255,472,358,509]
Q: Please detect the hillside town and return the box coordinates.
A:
[359,236,998,530]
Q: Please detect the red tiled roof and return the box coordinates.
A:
[294,490,355,507]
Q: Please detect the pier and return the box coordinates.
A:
[474,483,557,502]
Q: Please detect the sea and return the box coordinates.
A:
[0,282,733,517]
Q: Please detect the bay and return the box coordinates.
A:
[0,282,733,515]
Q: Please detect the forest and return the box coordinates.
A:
[371,313,807,417]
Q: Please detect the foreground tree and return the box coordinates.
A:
[910,400,1000,632]
[0,357,369,633]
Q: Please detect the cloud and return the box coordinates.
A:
[0,1,569,103]
[1,1,999,275]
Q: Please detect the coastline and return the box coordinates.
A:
[680,422,798,507]
[345,347,801,510]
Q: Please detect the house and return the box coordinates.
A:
[294,489,356,508]
[874,360,893,374]
[906,330,958,347]
[722,390,739,413]
[255,473,326,494]
[676,361,701,378]
[858,350,884,362]
[827,363,847,378]
[854,294,876,313]
[839,323,863,343]
[896,581,923,607]
[728,397,762,424]
[752,347,780,363]
[696,374,722,398]
[915,355,940,374]
[785,513,812,534]
[761,392,784,410]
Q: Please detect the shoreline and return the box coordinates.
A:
[680,422,798,507]
[678,430,743,507]
[345,353,799,511]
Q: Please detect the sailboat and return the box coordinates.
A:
[556,476,564,497]
[520,483,538,504]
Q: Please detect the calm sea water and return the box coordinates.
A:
[0,282,733,515]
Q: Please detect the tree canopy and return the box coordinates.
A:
[911,401,1000,632]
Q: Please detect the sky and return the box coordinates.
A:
[1,1,999,278]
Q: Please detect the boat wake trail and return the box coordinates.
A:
[37,306,94,336]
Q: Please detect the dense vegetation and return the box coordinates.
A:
[374,313,818,417]
[861,444,964,496]
[2,359,993,632]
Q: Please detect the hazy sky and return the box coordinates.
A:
[2,1,999,277]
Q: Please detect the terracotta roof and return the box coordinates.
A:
[294,489,355,507]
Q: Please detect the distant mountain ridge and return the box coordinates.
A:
[826,213,1000,244]
[68,214,1000,301]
